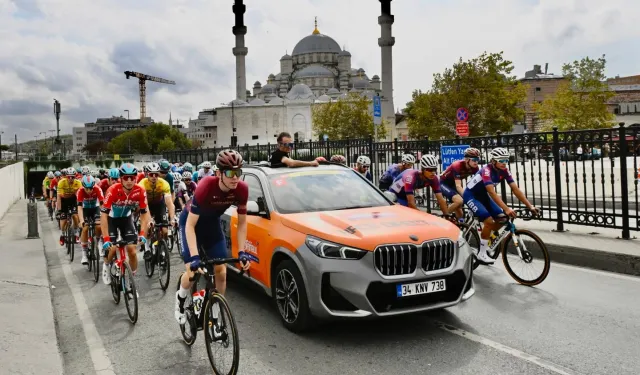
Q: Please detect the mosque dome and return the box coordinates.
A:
[249,98,266,106]
[285,83,315,100]
[261,83,277,94]
[327,88,340,95]
[293,65,335,79]
[292,19,341,56]
[267,96,284,105]
[316,94,331,102]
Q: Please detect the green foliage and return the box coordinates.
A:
[0,145,9,151]
[405,51,527,139]
[25,160,72,172]
[312,93,387,140]
[534,55,615,130]
[108,122,192,154]
[82,140,109,155]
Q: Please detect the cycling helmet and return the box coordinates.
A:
[147,162,161,173]
[98,168,106,175]
[172,172,182,181]
[75,167,82,174]
[216,150,243,169]
[330,155,347,164]
[211,165,219,172]
[81,175,96,189]
[401,154,416,164]
[356,155,371,166]
[143,164,150,172]
[201,161,212,169]
[464,148,481,158]
[182,171,193,180]
[108,168,120,179]
[54,171,61,177]
[47,171,54,179]
[183,162,194,172]
[158,160,171,172]
[119,163,138,176]
[65,168,76,176]
[90,170,99,178]
[420,154,439,169]
[81,166,90,175]
[489,147,510,161]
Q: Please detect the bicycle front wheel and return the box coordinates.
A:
[91,234,100,283]
[122,262,139,324]
[157,240,170,291]
[67,224,75,263]
[458,223,481,270]
[501,229,550,286]
[204,293,240,375]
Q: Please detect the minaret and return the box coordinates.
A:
[169,112,173,126]
[378,0,396,136]
[232,1,248,101]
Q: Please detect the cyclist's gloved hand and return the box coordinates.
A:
[529,206,541,217]
[189,255,202,271]
[239,255,251,271]
[138,235,147,245]
[102,241,112,251]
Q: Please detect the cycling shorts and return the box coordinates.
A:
[149,202,167,225]
[107,216,137,245]
[439,183,460,202]
[462,190,504,222]
[60,197,78,218]
[82,207,100,223]
[178,209,228,263]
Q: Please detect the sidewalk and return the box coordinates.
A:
[0,200,64,375]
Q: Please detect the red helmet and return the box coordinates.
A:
[216,149,243,169]
[464,148,480,158]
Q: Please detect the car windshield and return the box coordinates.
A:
[267,169,391,214]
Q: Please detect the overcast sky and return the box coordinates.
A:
[1,0,638,143]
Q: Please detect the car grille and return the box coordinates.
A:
[374,244,418,276]
[422,239,455,272]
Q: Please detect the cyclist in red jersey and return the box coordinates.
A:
[439,147,480,220]
[98,168,120,195]
[77,175,104,265]
[100,163,150,284]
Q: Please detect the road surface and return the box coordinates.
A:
[42,212,640,375]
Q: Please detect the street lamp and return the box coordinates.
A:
[53,99,61,147]
[0,130,4,160]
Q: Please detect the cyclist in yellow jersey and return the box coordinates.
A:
[56,168,83,246]
[138,162,175,260]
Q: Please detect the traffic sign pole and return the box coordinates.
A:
[373,94,382,140]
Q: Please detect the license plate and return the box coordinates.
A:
[396,279,446,297]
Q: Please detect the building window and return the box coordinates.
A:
[252,135,259,140]
[535,87,541,92]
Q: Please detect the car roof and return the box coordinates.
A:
[242,162,351,176]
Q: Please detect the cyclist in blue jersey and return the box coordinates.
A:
[388,154,449,214]
[463,147,539,264]
[354,155,373,182]
[379,153,416,191]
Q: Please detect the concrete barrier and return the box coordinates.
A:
[0,162,25,220]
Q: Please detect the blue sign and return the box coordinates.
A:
[373,95,382,125]
[440,145,470,170]
[456,107,469,122]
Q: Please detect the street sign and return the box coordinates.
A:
[456,107,469,122]
[441,145,470,170]
[456,121,470,137]
[373,95,382,125]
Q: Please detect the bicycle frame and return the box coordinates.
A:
[113,243,129,273]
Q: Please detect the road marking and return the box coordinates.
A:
[43,208,116,375]
[435,321,584,375]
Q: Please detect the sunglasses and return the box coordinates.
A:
[469,157,480,162]
[424,168,437,173]
[496,159,509,164]
[148,173,159,178]
[184,179,191,182]
[222,169,243,178]
[121,175,136,181]
[281,142,294,148]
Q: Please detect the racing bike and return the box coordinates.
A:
[144,221,171,291]
[84,216,101,283]
[177,256,248,375]
[109,239,139,324]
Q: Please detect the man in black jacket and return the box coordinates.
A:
[269,132,319,168]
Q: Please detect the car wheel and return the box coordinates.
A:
[273,260,314,333]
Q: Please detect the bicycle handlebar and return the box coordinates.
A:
[188,257,249,281]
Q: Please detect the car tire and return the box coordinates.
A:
[273,260,315,333]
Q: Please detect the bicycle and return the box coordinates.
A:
[460,209,550,286]
[47,198,54,220]
[144,221,172,291]
[108,239,139,324]
[167,208,182,253]
[177,256,248,375]
[59,207,77,263]
[84,216,101,283]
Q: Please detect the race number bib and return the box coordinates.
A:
[390,179,404,193]
[465,173,483,189]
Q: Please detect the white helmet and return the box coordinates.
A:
[147,162,161,173]
[182,171,193,180]
[420,154,439,169]
[90,170,99,177]
[401,154,416,165]
[172,171,182,181]
[201,161,212,169]
[47,171,54,179]
[356,155,371,166]
[81,166,90,175]
[489,147,510,161]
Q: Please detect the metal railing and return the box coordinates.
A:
[163,124,640,239]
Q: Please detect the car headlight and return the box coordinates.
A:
[305,236,367,260]
[457,230,467,248]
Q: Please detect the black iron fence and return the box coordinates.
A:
[163,124,640,239]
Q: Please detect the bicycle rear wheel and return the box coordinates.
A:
[204,293,240,375]
[501,229,550,286]
[157,240,170,291]
[177,273,197,346]
[91,232,100,283]
[111,266,121,304]
[67,223,75,263]
[144,238,155,277]
[122,262,138,323]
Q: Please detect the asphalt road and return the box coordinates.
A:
[42,213,640,375]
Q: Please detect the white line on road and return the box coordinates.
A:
[45,211,116,375]
[435,321,585,375]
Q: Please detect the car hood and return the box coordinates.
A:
[278,205,459,251]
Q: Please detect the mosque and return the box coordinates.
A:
[186,2,398,147]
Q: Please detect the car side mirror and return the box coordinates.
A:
[246,201,260,214]
[383,191,397,203]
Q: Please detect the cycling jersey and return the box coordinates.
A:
[174,181,188,198]
[192,171,199,182]
[76,186,104,209]
[49,178,59,196]
[101,183,148,218]
[98,178,118,195]
[389,169,441,202]
[138,177,171,204]
[440,160,479,187]
[197,168,214,180]
[465,164,514,196]
[379,164,403,189]
[43,177,51,189]
[184,180,197,196]
[57,178,82,198]
[136,172,146,183]
[162,172,175,194]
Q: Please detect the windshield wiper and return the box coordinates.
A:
[333,205,373,211]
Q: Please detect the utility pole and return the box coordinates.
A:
[14,134,17,161]
[53,99,61,154]
[124,109,130,120]
[0,131,3,161]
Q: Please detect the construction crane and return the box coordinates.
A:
[124,71,176,120]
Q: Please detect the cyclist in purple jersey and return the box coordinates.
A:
[181,171,198,196]
[463,147,539,264]
[439,148,480,220]
[388,154,450,214]
[378,153,416,191]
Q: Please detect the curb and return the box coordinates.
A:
[544,242,640,276]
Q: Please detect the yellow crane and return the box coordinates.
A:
[124,71,176,120]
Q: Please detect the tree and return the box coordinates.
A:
[405,51,527,139]
[107,122,193,154]
[157,137,176,153]
[0,145,8,152]
[312,93,387,140]
[534,55,615,131]
[82,140,108,155]
[108,129,151,154]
